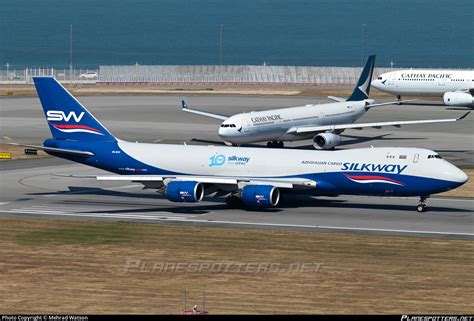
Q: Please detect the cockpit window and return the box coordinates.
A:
[220,124,236,128]
[428,155,442,159]
[377,76,382,80]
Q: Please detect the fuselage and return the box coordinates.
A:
[44,139,467,197]
[372,69,474,96]
[218,100,367,144]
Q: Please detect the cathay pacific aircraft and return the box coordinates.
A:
[181,55,467,149]
[372,69,474,107]
[12,77,468,212]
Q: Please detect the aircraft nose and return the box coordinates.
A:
[455,169,469,185]
[218,127,226,137]
[371,79,381,89]
[444,165,469,186]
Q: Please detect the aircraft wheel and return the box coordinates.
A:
[267,141,284,148]
[226,196,244,208]
[267,141,277,148]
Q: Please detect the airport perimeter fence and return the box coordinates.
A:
[97,65,397,86]
[0,67,99,85]
[0,65,397,86]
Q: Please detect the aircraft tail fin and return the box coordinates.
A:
[33,77,116,142]
[346,55,376,102]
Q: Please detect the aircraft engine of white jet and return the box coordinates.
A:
[313,132,342,150]
[443,92,474,107]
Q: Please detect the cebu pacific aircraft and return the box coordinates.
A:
[12,77,469,212]
[181,55,467,149]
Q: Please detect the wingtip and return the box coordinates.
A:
[181,100,187,109]
[458,111,470,120]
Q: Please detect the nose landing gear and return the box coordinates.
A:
[417,196,429,213]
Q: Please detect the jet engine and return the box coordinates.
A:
[313,132,342,150]
[240,185,280,208]
[165,181,204,202]
[443,92,474,107]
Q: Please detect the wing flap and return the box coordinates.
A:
[84,175,316,189]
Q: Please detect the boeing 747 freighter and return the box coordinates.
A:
[10,77,468,212]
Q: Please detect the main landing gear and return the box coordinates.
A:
[417,196,429,213]
[226,195,244,209]
[267,141,284,148]
[397,95,402,105]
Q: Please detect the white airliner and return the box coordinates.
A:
[371,69,474,107]
[182,56,468,149]
[10,77,468,213]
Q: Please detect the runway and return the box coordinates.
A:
[1,95,473,238]
[1,156,473,239]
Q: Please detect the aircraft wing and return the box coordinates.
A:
[62,174,316,189]
[181,100,229,121]
[288,112,470,135]
[327,96,345,102]
[9,143,94,157]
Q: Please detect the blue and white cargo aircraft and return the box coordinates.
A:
[12,77,469,212]
[181,55,467,149]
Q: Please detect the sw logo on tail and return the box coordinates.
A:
[47,110,85,122]
[47,110,103,135]
[34,78,115,141]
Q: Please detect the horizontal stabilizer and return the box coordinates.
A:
[365,99,417,109]
[327,96,345,102]
[181,100,229,120]
[9,143,94,157]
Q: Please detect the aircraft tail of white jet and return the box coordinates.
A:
[346,55,376,102]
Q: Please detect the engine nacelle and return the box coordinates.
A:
[313,132,342,150]
[443,92,473,107]
[240,185,280,208]
[165,181,204,202]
